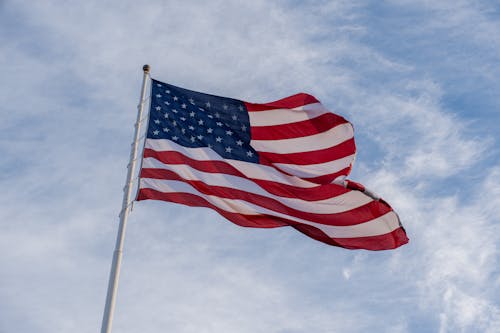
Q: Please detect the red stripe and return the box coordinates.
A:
[244,93,319,111]
[345,180,365,192]
[258,163,352,185]
[336,228,409,250]
[140,167,391,226]
[137,188,286,228]
[143,148,350,200]
[292,224,409,250]
[251,113,349,140]
[137,188,407,250]
[258,138,356,165]
[301,167,352,184]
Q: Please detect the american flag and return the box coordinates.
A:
[137,78,409,250]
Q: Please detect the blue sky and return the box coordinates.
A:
[1,1,499,332]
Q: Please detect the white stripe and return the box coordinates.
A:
[250,123,354,154]
[140,178,401,238]
[142,157,372,214]
[145,139,318,188]
[248,102,330,126]
[271,154,355,178]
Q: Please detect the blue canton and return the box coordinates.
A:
[147,79,259,163]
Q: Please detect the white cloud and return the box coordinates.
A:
[368,166,500,333]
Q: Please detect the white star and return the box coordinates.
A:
[155,106,161,111]
[172,136,179,141]
[236,140,243,146]
[156,94,162,98]
[180,117,186,121]
[208,144,213,149]
[181,103,187,109]
[189,111,195,117]
[214,112,220,118]
[246,151,253,157]
[226,130,233,136]
[207,114,213,119]
[225,146,232,153]
[216,137,223,143]
[216,122,223,127]
[241,125,247,131]
[172,109,178,113]
[239,105,244,111]
[198,119,204,125]
[231,114,237,120]
[154,119,160,124]
[173,96,178,101]
[188,125,195,130]
[205,101,211,108]
[172,121,177,126]
[181,128,186,134]
[157,83,162,87]
[207,128,213,133]
[164,113,169,118]
[163,127,170,132]
[198,107,205,112]
[153,130,159,135]
[223,104,228,110]
[164,101,170,105]
[190,136,196,142]
[189,98,195,104]
[197,135,203,140]
[165,89,170,94]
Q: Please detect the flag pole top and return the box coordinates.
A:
[143,64,150,73]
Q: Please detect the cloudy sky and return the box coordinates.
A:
[1,1,499,332]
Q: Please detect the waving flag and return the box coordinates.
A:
[137,79,409,250]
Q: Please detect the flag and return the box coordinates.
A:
[137,78,409,250]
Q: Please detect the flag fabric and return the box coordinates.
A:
[137,78,409,250]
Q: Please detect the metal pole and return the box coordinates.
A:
[100,64,150,333]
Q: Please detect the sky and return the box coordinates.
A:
[0,1,499,332]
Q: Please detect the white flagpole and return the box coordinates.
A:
[100,64,150,333]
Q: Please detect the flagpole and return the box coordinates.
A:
[100,64,150,333]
